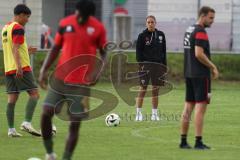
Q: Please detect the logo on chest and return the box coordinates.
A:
[145,37,151,46]
[66,25,74,32]
[159,36,163,43]
[87,27,95,35]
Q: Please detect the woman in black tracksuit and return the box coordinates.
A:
[135,15,167,121]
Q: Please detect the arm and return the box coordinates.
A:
[12,43,23,78]
[38,45,61,89]
[195,46,219,79]
[97,25,107,71]
[84,47,107,86]
[88,24,108,84]
[97,47,107,76]
[39,21,63,89]
[28,46,38,55]
[87,24,108,85]
[11,24,25,77]
[99,47,107,64]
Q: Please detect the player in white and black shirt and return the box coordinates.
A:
[180,6,219,150]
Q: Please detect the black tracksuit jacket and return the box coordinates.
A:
[136,28,166,65]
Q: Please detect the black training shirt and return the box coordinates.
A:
[183,24,210,78]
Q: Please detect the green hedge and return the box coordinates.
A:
[0,51,50,84]
[1,51,240,85]
[167,53,240,81]
[109,52,240,81]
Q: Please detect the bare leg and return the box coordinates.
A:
[152,85,159,109]
[41,106,55,154]
[27,89,40,99]
[179,102,194,148]
[8,93,19,103]
[135,86,147,121]
[194,103,207,137]
[63,121,81,160]
[181,102,194,135]
[193,102,211,149]
[136,86,147,108]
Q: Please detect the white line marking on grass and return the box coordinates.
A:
[131,126,240,150]
[131,126,177,143]
[214,144,240,149]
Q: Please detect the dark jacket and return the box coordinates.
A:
[136,28,166,65]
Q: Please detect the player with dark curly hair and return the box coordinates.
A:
[38,0,107,159]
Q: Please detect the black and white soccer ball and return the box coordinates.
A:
[105,113,120,127]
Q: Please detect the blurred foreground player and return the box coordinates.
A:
[38,0,107,159]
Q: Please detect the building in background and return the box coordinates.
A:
[42,0,102,36]
[0,0,240,52]
[0,0,42,48]
[232,0,240,51]
[43,0,147,46]
[148,0,233,51]
[102,0,148,45]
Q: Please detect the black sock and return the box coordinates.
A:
[181,134,187,144]
[195,136,202,145]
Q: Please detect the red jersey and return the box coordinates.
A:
[54,15,107,84]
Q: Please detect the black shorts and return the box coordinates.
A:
[5,71,38,93]
[138,63,166,87]
[44,88,85,113]
[185,77,211,104]
[44,78,90,113]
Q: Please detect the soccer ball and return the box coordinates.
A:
[105,113,121,127]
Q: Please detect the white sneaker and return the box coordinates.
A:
[39,124,57,137]
[151,114,160,121]
[20,122,41,137]
[135,112,143,121]
[52,124,57,136]
[45,153,57,160]
[8,128,22,137]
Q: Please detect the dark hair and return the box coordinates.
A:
[198,6,215,18]
[76,0,96,23]
[14,4,31,15]
[146,15,156,22]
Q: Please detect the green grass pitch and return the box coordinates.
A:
[0,82,239,160]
